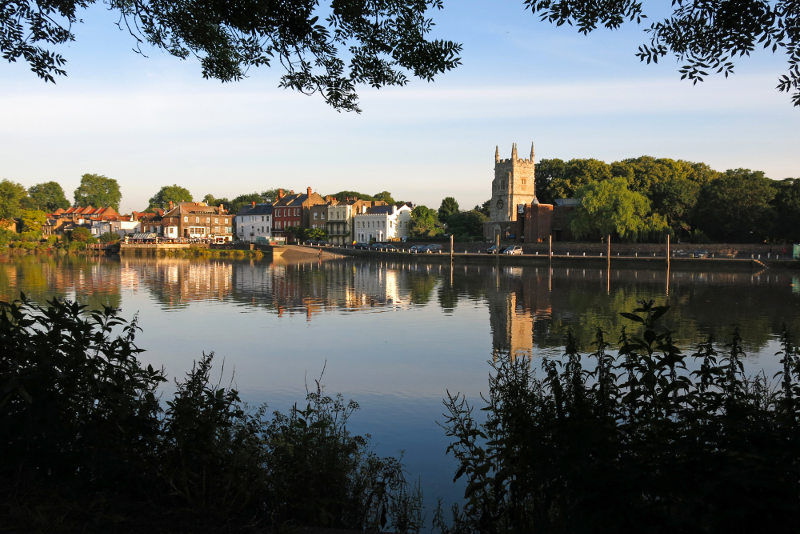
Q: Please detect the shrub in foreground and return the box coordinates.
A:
[438,301,800,533]
[0,295,420,532]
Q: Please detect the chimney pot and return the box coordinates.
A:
[307,186,312,197]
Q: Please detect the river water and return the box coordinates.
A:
[2,254,799,510]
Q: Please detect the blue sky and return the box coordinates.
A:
[1,1,798,213]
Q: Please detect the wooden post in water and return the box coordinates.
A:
[666,234,671,268]
[450,234,454,263]
[496,233,501,264]
[606,234,611,294]
[548,234,552,261]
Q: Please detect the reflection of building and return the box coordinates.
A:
[487,267,552,360]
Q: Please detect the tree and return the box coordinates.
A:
[772,178,800,242]
[69,226,94,243]
[446,210,487,241]
[474,199,491,217]
[437,197,459,224]
[2,0,462,112]
[28,181,69,211]
[73,173,121,210]
[373,191,395,204]
[148,185,193,210]
[0,179,28,221]
[693,169,776,242]
[229,193,266,214]
[409,205,444,238]
[19,209,47,235]
[534,158,567,204]
[261,188,291,203]
[570,177,667,241]
[329,191,375,202]
[547,158,612,200]
[526,1,800,106]
[202,194,231,212]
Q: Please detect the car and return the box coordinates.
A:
[484,244,501,254]
[409,244,427,254]
[425,244,443,254]
[354,242,370,250]
[503,245,523,255]
[382,244,397,251]
[370,243,383,250]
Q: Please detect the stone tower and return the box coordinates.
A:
[489,143,536,223]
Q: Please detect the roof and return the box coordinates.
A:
[554,198,580,207]
[163,202,224,217]
[237,203,274,216]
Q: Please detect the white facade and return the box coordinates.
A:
[353,205,412,243]
[235,205,273,243]
[91,220,141,237]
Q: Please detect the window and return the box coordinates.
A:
[206,217,210,223]
[183,216,188,222]
[195,216,200,223]
[215,217,219,224]
[313,213,318,220]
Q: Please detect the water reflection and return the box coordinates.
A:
[3,256,800,357]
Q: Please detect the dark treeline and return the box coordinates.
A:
[535,156,800,243]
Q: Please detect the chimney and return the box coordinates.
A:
[169,201,174,210]
[252,201,256,207]
[219,204,224,213]
[307,186,312,197]
[278,189,284,199]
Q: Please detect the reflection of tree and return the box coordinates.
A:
[0,256,121,310]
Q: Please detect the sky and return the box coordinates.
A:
[1,1,798,214]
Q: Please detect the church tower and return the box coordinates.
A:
[489,142,536,223]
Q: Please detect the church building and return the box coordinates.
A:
[484,143,575,243]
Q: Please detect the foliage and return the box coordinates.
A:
[261,188,291,203]
[446,210,487,241]
[546,158,612,200]
[693,168,776,242]
[148,184,193,210]
[0,179,28,221]
[27,181,69,211]
[525,0,800,106]
[330,190,376,202]
[439,300,800,533]
[68,226,94,243]
[202,193,231,212]
[771,178,800,242]
[374,191,396,204]
[2,0,461,112]
[570,177,667,241]
[0,295,421,532]
[409,205,445,238]
[73,173,121,211]
[474,199,491,217]
[98,231,120,244]
[438,196,460,224]
[229,192,266,215]
[306,227,328,241]
[19,208,46,235]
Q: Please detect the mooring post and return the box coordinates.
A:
[549,234,552,260]
[450,234,454,263]
[666,233,671,268]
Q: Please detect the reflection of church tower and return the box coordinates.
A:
[488,276,533,361]
[488,267,553,360]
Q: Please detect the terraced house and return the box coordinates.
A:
[161,201,233,242]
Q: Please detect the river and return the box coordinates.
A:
[2,254,799,511]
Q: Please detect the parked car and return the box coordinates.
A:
[503,245,523,255]
[354,242,370,250]
[409,244,427,254]
[382,244,397,251]
[484,244,501,254]
[425,244,443,254]
[370,243,383,250]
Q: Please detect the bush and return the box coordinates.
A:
[0,295,420,532]
[439,301,800,533]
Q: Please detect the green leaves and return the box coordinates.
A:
[440,300,800,532]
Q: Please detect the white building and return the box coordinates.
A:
[235,203,273,243]
[353,204,412,243]
[91,219,141,238]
